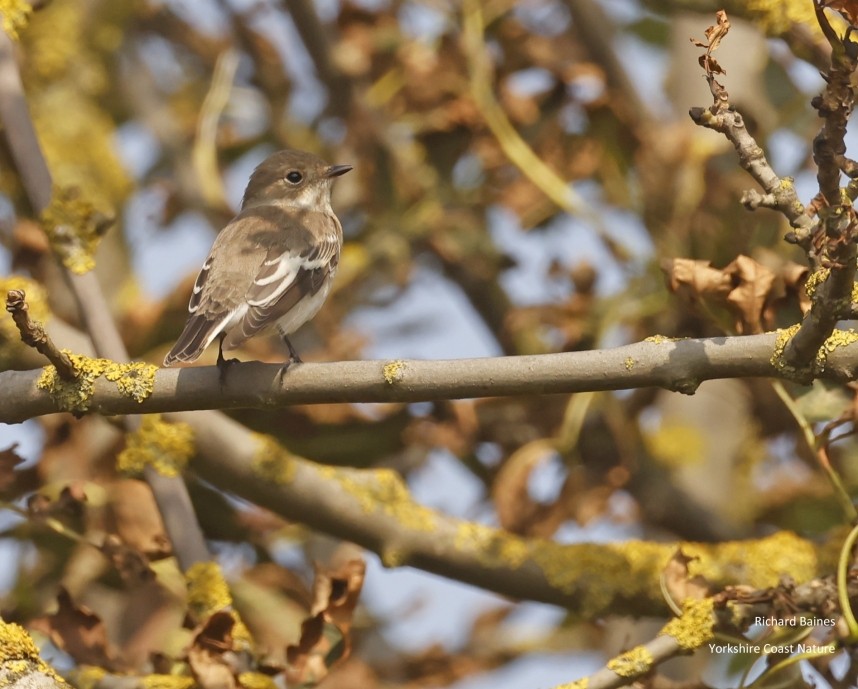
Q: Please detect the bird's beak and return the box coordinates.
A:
[325,164,353,178]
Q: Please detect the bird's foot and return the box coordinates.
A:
[274,352,301,386]
[216,349,241,386]
[280,333,302,364]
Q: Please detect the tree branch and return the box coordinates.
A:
[5,333,858,423]
[688,8,858,383]
[0,30,210,570]
[178,410,827,616]
[780,4,858,375]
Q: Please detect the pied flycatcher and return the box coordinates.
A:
[163,149,352,369]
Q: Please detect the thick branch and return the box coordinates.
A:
[178,410,827,616]
[6,334,858,423]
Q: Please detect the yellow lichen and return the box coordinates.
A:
[770,324,801,374]
[804,268,829,299]
[184,561,252,646]
[40,185,111,275]
[454,521,531,570]
[773,326,858,375]
[140,676,196,689]
[251,433,296,485]
[644,422,705,468]
[660,598,715,650]
[553,680,588,689]
[37,353,158,414]
[116,415,195,478]
[533,539,670,619]
[71,665,108,689]
[451,530,820,620]
[818,329,858,368]
[0,0,31,39]
[318,464,437,532]
[186,561,234,616]
[606,646,654,677]
[0,618,68,685]
[37,351,105,413]
[0,619,40,661]
[745,0,821,38]
[238,673,278,689]
[381,545,406,568]
[624,357,635,371]
[383,360,406,384]
[644,335,677,344]
[24,1,86,82]
[22,1,133,210]
[684,530,818,589]
[104,361,158,403]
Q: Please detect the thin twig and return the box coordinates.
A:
[772,380,857,521]
[192,48,239,210]
[5,289,76,381]
[462,0,593,220]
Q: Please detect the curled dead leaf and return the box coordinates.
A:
[662,549,711,607]
[187,612,239,689]
[724,255,776,334]
[30,587,119,670]
[286,559,366,687]
[662,255,779,333]
[0,444,24,492]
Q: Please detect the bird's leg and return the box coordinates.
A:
[274,332,302,386]
[282,334,303,365]
[216,333,240,385]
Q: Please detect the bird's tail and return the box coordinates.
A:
[163,314,224,366]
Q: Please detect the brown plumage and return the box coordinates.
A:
[163,150,351,367]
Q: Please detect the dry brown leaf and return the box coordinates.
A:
[286,559,366,686]
[311,559,365,632]
[100,534,155,586]
[105,479,172,558]
[724,255,776,334]
[187,612,238,689]
[32,587,119,669]
[285,614,334,687]
[491,439,555,533]
[661,258,733,301]
[690,10,731,53]
[26,483,87,524]
[690,10,730,78]
[0,444,24,492]
[662,550,711,605]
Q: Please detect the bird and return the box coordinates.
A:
[163,149,352,371]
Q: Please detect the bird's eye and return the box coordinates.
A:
[285,171,303,184]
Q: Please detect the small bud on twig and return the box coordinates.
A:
[5,289,77,381]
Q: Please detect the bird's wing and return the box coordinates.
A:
[223,230,340,347]
[163,249,250,365]
[163,220,266,366]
